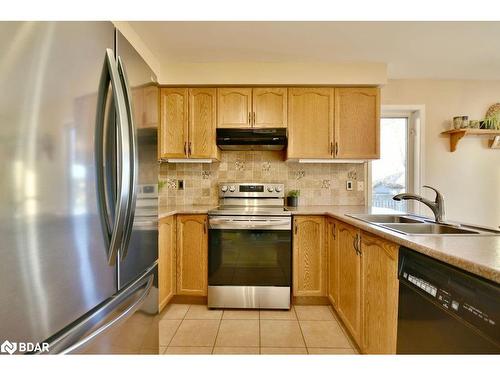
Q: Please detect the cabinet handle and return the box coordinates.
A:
[248,112,251,125]
[357,234,362,256]
[332,223,336,239]
[352,235,358,254]
[184,141,187,156]
[204,220,207,234]
[188,142,192,156]
[253,111,256,126]
[335,142,339,156]
[294,223,298,235]
[330,141,333,156]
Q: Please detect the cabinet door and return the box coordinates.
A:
[334,88,380,159]
[217,88,252,128]
[293,216,326,297]
[176,215,208,296]
[143,85,159,128]
[327,218,339,308]
[337,221,362,344]
[189,88,218,159]
[253,87,287,128]
[159,88,188,159]
[361,232,399,354]
[287,88,334,159]
[159,216,176,311]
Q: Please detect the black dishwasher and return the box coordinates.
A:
[397,247,500,354]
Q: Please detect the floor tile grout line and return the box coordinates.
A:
[296,318,309,354]
[211,313,224,354]
[166,306,188,349]
[258,309,261,354]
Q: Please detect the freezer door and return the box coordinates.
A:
[115,31,159,290]
[0,22,118,346]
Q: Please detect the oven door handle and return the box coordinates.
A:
[209,218,291,229]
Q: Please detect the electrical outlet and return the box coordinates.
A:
[357,181,364,191]
[346,180,353,191]
[178,179,184,190]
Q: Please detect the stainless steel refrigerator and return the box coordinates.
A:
[0,22,159,354]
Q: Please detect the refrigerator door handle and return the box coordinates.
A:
[95,48,131,266]
[117,56,138,262]
[42,265,155,354]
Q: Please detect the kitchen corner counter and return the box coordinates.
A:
[287,205,500,284]
[158,205,217,219]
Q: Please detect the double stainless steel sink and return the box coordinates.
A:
[347,214,500,236]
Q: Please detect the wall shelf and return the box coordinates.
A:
[441,129,500,152]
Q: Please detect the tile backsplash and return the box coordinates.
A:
[158,151,366,206]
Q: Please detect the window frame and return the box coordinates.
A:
[367,105,425,214]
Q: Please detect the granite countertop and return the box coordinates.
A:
[158,205,217,219]
[157,204,500,283]
[288,205,500,284]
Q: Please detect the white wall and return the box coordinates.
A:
[159,62,387,86]
[382,79,500,228]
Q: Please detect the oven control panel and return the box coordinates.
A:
[219,183,285,198]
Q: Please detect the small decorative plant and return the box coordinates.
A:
[287,190,300,207]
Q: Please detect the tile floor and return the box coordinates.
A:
[159,304,359,355]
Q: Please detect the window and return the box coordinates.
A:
[371,117,409,211]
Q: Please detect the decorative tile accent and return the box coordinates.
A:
[347,169,358,180]
[262,161,271,172]
[295,170,305,180]
[321,179,331,189]
[235,159,245,171]
[201,171,211,179]
[166,178,177,190]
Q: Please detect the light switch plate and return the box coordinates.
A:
[346,180,353,191]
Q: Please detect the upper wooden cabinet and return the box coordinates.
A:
[159,88,188,159]
[132,85,159,129]
[252,88,287,128]
[217,87,287,128]
[159,88,218,160]
[335,88,380,159]
[361,231,399,354]
[327,218,339,308]
[176,215,208,296]
[159,216,176,312]
[287,88,334,159]
[336,221,362,345]
[293,216,327,297]
[217,88,252,128]
[188,88,219,159]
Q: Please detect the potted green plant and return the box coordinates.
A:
[287,190,300,207]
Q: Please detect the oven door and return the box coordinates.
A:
[208,216,292,288]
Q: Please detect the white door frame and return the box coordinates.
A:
[366,105,426,214]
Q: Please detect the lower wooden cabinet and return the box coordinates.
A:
[176,214,208,296]
[293,216,327,297]
[159,216,176,311]
[361,231,399,354]
[327,218,339,307]
[336,221,363,345]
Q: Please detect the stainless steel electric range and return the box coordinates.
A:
[207,183,292,309]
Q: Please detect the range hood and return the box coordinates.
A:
[216,128,287,151]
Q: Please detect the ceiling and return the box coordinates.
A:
[129,21,500,80]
